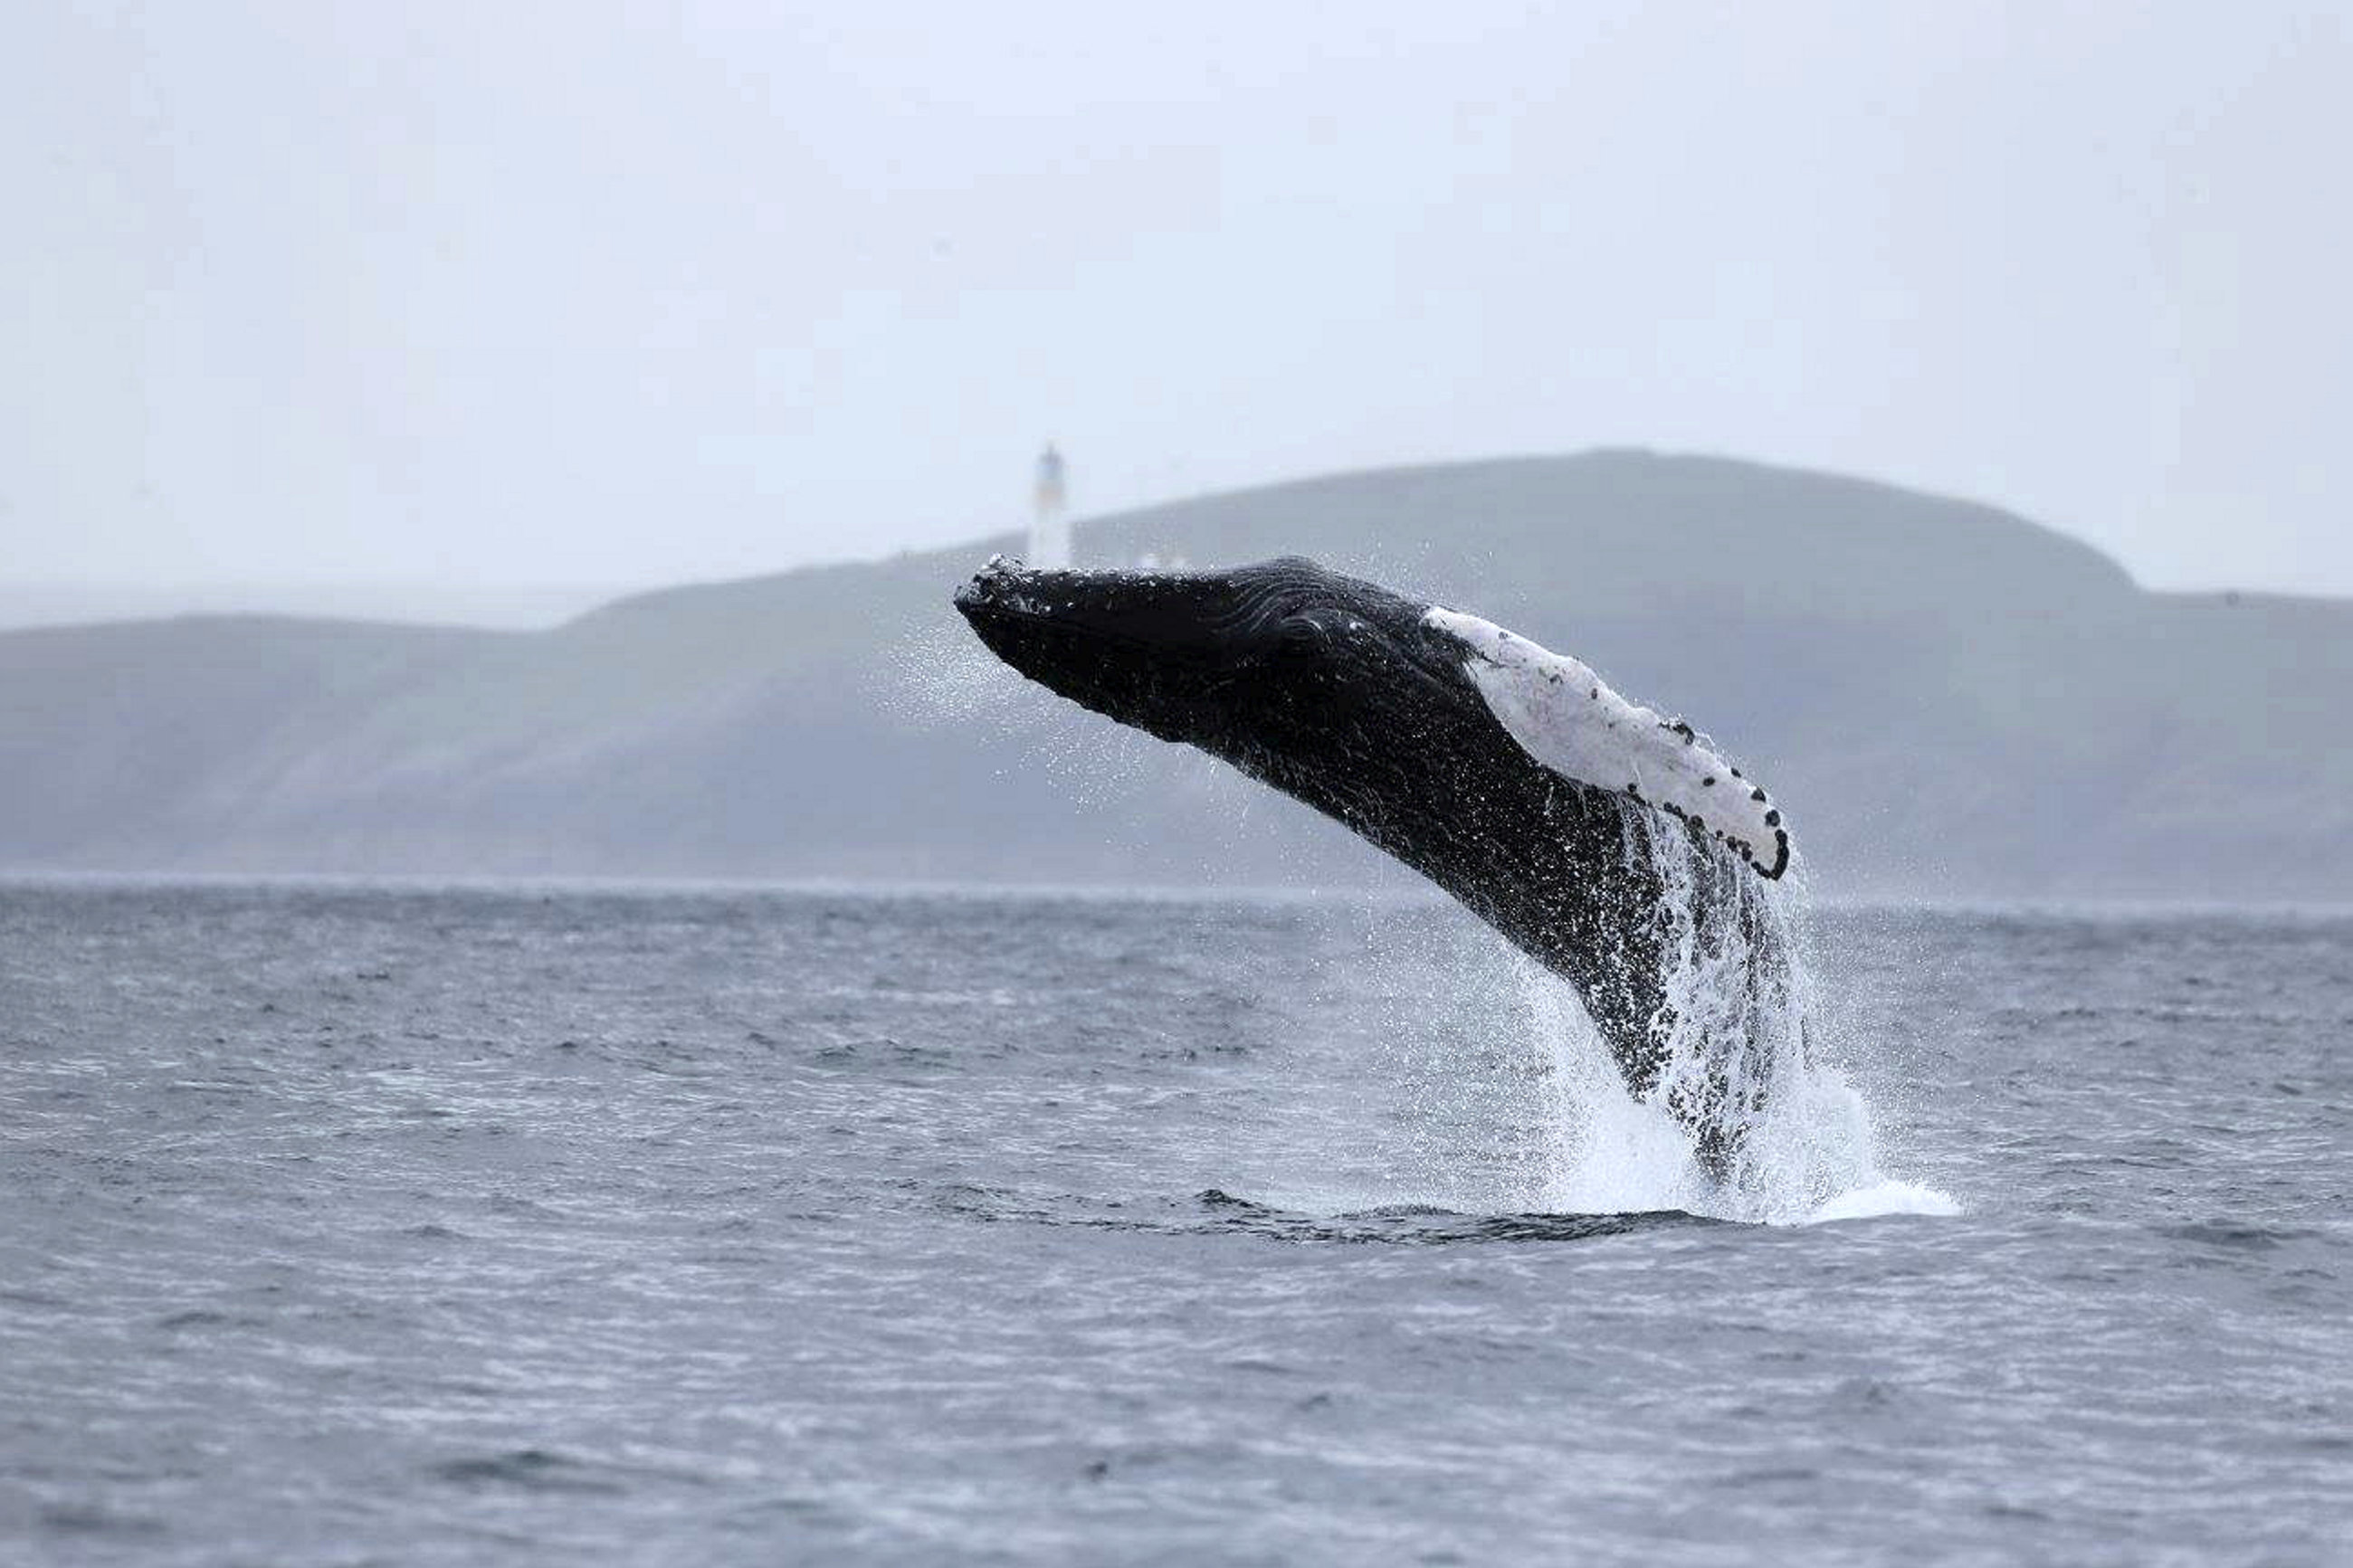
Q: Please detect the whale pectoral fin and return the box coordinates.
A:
[1422,607,1791,879]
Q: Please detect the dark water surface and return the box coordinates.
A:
[3,882,2348,1564]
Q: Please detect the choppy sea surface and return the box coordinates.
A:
[2,880,2348,1565]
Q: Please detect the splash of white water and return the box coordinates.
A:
[1532,810,1954,1225]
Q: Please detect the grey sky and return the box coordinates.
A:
[6,1,2348,600]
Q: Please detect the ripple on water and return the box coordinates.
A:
[425,1450,625,1497]
[0,885,2347,1566]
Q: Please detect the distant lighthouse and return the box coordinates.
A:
[1029,442,1070,569]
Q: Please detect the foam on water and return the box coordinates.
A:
[1804,1180,1965,1223]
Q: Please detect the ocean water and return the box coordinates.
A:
[2,880,2348,1565]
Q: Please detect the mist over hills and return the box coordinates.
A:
[0,583,621,633]
[3,451,2344,898]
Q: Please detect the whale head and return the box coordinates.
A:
[952,555,1461,774]
[954,552,1791,882]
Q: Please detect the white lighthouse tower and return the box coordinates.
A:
[1029,442,1070,568]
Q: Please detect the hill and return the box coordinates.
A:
[3,451,2345,898]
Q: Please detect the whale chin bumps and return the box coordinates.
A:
[952,553,1798,1157]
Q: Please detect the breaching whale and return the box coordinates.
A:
[953,554,1796,1174]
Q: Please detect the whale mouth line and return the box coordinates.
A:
[953,558,1288,677]
[954,584,1198,665]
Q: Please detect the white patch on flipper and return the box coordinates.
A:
[1423,606,1791,879]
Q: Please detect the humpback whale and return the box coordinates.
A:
[953,554,1796,1174]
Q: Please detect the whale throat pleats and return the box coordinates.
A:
[1421,606,1791,879]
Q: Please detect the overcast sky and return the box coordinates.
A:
[6,1,2348,602]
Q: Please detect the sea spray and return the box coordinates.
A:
[887,614,1189,813]
[1534,807,1896,1223]
[886,616,1031,728]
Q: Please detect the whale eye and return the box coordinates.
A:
[1261,612,1333,665]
